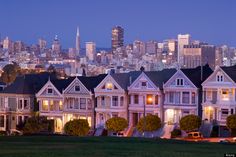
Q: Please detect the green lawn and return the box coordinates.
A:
[0,136,235,157]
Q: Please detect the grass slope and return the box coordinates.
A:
[0,136,235,157]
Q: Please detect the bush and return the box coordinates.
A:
[226,114,236,136]
[136,114,161,132]
[171,129,182,138]
[0,131,7,136]
[64,119,90,136]
[106,117,128,133]
[23,116,51,135]
[180,115,201,132]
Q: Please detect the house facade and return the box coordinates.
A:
[0,73,51,132]
[94,73,130,128]
[202,65,236,126]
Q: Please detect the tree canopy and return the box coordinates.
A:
[180,115,201,132]
[136,114,161,132]
[106,117,128,133]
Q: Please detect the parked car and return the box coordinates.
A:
[187,132,203,139]
[219,138,230,143]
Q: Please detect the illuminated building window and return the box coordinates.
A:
[42,100,49,111]
[146,94,153,105]
[222,89,229,100]
[59,101,63,111]
[106,83,113,90]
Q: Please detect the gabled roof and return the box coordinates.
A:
[111,71,141,90]
[50,77,75,93]
[144,69,177,89]
[78,74,107,92]
[220,65,236,83]
[181,64,213,88]
[0,72,56,95]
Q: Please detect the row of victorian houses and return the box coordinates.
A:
[0,64,235,136]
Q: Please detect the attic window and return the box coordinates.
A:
[106,83,113,90]
[75,86,80,91]
[47,88,53,94]
[217,75,223,82]
[176,78,184,86]
[141,82,147,87]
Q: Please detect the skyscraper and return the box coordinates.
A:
[177,34,191,66]
[111,26,124,52]
[38,38,47,51]
[75,27,80,56]
[86,42,96,61]
[52,35,61,55]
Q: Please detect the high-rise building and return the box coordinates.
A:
[3,36,13,54]
[111,26,124,52]
[183,44,216,69]
[52,35,61,55]
[14,41,25,53]
[86,42,96,61]
[75,27,80,56]
[146,40,157,54]
[38,38,47,51]
[133,40,146,57]
[178,34,191,66]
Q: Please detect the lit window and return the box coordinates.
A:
[146,94,153,105]
[106,83,113,90]
[42,100,49,111]
[222,89,229,100]
[59,101,63,111]
[74,86,80,91]
[176,78,184,86]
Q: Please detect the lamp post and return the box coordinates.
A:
[143,95,146,137]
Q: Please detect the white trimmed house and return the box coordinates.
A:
[202,65,236,126]
[94,73,131,128]
[128,69,176,127]
[163,65,212,124]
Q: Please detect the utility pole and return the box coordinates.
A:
[143,95,146,137]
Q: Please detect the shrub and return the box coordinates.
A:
[105,117,128,133]
[136,114,161,132]
[180,115,201,132]
[23,116,51,135]
[226,114,236,136]
[64,119,90,136]
[171,129,182,138]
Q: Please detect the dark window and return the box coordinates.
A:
[0,116,4,127]
[155,95,158,105]
[75,86,80,91]
[47,88,53,94]
[134,95,139,104]
[191,92,196,104]
[24,99,29,109]
[80,98,86,109]
[176,78,184,86]
[231,109,234,114]
[112,96,118,106]
[141,82,147,87]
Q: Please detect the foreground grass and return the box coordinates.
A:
[0,136,235,157]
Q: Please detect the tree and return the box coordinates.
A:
[64,119,90,136]
[180,115,201,132]
[1,63,20,84]
[226,114,236,136]
[105,117,128,133]
[136,114,161,132]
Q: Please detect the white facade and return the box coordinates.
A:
[163,70,198,124]
[202,66,236,126]
[128,72,161,127]
[86,42,96,61]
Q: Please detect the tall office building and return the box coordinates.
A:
[75,27,80,56]
[133,40,146,57]
[52,35,61,55]
[86,42,96,61]
[38,38,47,51]
[146,40,158,54]
[183,44,216,69]
[111,26,124,52]
[178,34,191,66]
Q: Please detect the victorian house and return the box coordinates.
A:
[36,74,106,133]
[128,69,176,127]
[202,65,236,126]
[163,65,213,124]
[0,73,51,132]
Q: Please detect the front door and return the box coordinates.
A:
[55,118,63,133]
[204,107,214,122]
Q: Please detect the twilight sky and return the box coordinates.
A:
[0,0,236,48]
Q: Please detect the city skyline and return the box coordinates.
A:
[0,0,236,48]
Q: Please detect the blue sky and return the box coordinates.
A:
[0,0,236,48]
